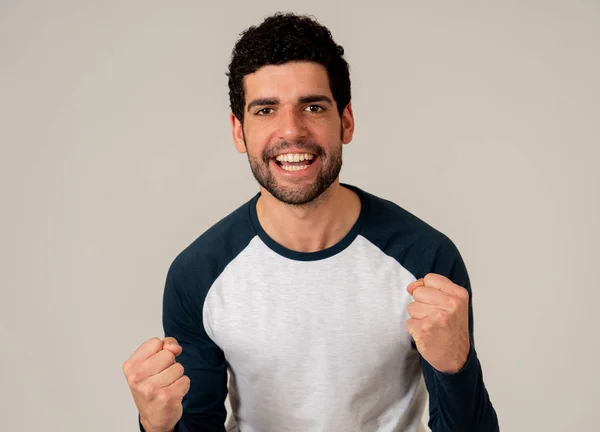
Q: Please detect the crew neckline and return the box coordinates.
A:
[248,183,370,261]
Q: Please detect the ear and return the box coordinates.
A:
[231,113,247,154]
[341,102,355,145]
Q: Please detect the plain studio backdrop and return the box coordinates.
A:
[1,1,599,431]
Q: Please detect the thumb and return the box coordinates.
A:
[162,337,183,357]
[407,278,425,296]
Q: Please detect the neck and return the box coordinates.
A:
[256,181,361,253]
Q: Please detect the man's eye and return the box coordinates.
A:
[305,105,325,113]
[256,108,273,115]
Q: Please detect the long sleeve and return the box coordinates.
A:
[139,257,228,432]
[419,238,499,431]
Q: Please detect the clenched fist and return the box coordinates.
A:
[122,337,190,432]
[406,273,471,374]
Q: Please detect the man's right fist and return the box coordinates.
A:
[122,337,190,432]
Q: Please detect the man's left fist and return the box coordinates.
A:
[406,273,471,374]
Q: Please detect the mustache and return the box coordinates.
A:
[262,140,326,163]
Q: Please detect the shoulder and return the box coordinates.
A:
[167,195,258,290]
[354,186,465,280]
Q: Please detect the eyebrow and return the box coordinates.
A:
[246,94,333,112]
[299,95,333,105]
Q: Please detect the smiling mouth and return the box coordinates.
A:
[273,152,316,172]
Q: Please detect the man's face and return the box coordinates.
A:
[231,61,354,205]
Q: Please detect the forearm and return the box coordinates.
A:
[426,346,499,431]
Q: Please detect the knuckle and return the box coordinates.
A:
[421,321,432,334]
[127,371,140,386]
[155,388,171,405]
[447,297,460,310]
[174,375,190,391]
[142,382,158,400]
[406,319,419,337]
[181,376,191,395]
[125,364,145,387]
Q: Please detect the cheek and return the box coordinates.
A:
[320,126,343,146]
[245,122,273,148]
[317,117,342,139]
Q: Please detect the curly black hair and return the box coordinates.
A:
[227,12,351,124]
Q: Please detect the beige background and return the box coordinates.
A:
[1,1,599,431]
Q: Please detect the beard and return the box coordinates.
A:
[246,137,343,206]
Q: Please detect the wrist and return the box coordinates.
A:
[434,341,471,374]
[435,343,475,377]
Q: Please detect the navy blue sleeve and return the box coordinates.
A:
[137,258,228,432]
[419,239,499,432]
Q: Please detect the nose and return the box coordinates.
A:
[278,107,306,141]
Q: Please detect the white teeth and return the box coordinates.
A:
[281,164,310,171]
[275,153,315,162]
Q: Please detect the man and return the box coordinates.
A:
[123,12,499,432]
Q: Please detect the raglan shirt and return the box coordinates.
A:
[139,184,499,432]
